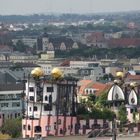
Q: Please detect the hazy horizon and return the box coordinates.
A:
[0,0,140,15]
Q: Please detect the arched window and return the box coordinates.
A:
[28,125,31,130]
[45,95,48,101]
[86,89,88,94]
[90,90,92,94]
[49,95,52,103]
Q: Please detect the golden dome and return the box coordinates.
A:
[31,67,44,77]
[116,71,124,78]
[51,67,62,79]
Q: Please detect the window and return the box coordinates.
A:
[34,106,38,111]
[45,95,48,101]
[90,90,92,94]
[86,89,88,94]
[45,125,51,131]
[15,113,17,118]
[12,102,20,107]
[49,95,52,103]
[1,103,8,107]
[23,125,26,130]
[34,126,41,133]
[28,125,31,130]
[29,107,32,111]
[29,96,34,101]
[58,119,61,125]
[44,104,52,111]
[60,128,63,134]
[68,125,71,130]
[44,104,49,111]
[29,87,34,92]
[47,87,54,92]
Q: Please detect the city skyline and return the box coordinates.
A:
[0,0,140,15]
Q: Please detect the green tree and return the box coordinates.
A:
[96,91,108,106]
[118,104,127,125]
[88,94,96,104]
[13,40,29,53]
[102,108,115,121]
[0,118,22,138]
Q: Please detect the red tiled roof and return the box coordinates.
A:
[78,80,93,95]
[86,32,104,43]
[108,38,140,47]
[60,59,70,66]
[92,82,111,96]
[78,80,111,96]
[126,75,140,80]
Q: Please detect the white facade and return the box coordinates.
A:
[26,81,57,118]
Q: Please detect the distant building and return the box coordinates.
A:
[85,32,106,47]
[0,84,24,121]
[107,38,140,48]
[37,33,78,52]
[9,53,38,63]
[12,38,37,48]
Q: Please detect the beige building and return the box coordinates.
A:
[9,53,38,63]
[40,51,55,60]
[70,61,101,68]
[100,59,117,66]
[133,65,140,71]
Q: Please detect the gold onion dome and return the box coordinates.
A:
[116,71,124,78]
[31,67,44,77]
[51,67,62,79]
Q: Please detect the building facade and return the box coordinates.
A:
[22,76,78,138]
[0,84,23,121]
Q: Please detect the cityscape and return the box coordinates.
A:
[0,0,140,140]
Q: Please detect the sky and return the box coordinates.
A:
[0,0,140,15]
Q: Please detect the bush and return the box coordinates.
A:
[0,118,22,138]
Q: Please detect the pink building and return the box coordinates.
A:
[22,116,77,138]
[22,77,78,138]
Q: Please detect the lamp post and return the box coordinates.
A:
[107,71,125,140]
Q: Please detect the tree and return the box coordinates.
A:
[96,91,108,107]
[102,108,115,121]
[118,104,127,125]
[0,118,22,138]
[13,40,29,53]
[88,94,96,104]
